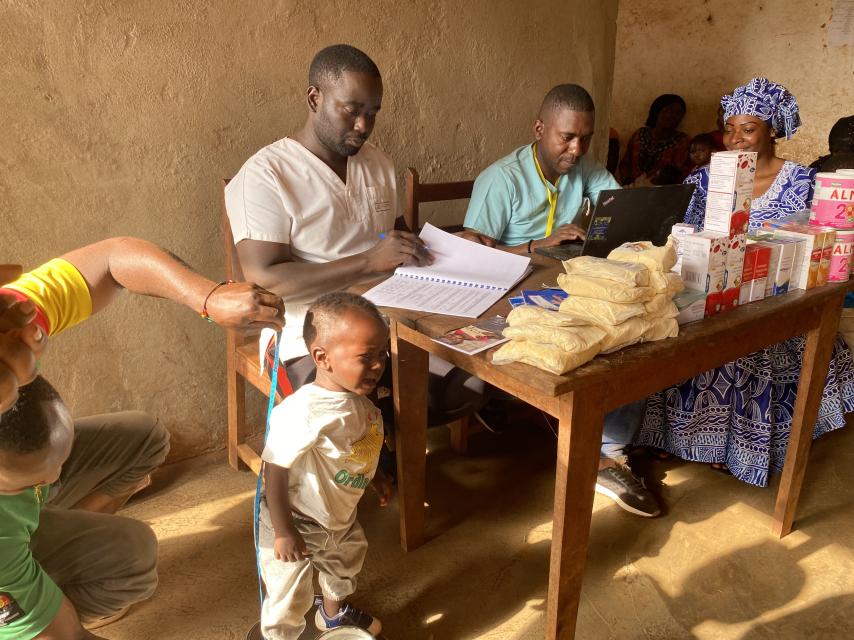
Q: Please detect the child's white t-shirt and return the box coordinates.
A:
[261,383,384,531]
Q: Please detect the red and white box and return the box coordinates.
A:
[739,244,771,304]
[748,238,799,296]
[703,151,757,237]
[816,227,836,286]
[680,231,728,315]
[767,225,825,289]
[671,223,697,275]
[720,234,747,312]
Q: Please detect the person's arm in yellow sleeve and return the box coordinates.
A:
[1,238,285,415]
[61,237,284,330]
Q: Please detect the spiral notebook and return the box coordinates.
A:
[363,223,532,317]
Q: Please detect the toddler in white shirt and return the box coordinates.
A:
[258,292,392,639]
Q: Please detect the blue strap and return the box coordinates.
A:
[254,332,281,606]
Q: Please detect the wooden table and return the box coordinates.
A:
[375,256,849,640]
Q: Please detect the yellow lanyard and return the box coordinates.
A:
[532,143,558,237]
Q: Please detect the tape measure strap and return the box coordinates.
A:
[254,331,282,605]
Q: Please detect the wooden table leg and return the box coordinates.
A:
[546,388,606,640]
[773,294,845,537]
[390,321,429,551]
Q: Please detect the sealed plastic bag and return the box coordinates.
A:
[557,273,655,303]
[607,238,677,273]
[506,306,588,327]
[559,295,646,326]
[644,293,679,318]
[649,271,684,295]
[492,341,600,375]
[502,323,605,353]
[598,316,650,352]
[641,316,679,342]
[561,255,650,287]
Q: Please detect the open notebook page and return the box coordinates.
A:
[395,223,531,289]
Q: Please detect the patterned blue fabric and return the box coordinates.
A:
[683,161,816,232]
[640,162,854,487]
[722,77,801,140]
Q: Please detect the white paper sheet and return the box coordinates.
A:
[362,224,532,317]
[363,275,505,317]
[395,223,531,289]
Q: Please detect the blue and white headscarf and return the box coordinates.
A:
[721,77,801,140]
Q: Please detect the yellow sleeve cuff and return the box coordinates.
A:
[6,258,93,336]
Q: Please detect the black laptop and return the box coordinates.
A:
[535,183,696,260]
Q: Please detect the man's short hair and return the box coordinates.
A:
[828,115,854,154]
[303,292,386,348]
[0,376,62,453]
[539,84,595,117]
[308,44,381,89]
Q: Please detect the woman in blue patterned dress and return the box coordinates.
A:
[638,77,854,487]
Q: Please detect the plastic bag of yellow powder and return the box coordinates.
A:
[557,273,655,303]
[559,295,646,326]
[502,323,605,352]
[607,238,677,273]
[492,341,601,375]
[561,255,650,287]
[506,306,589,327]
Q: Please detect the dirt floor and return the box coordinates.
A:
[103,416,854,640]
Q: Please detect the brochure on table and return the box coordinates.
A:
[362,223,532,317]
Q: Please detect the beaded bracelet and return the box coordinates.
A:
[200,280,234,322]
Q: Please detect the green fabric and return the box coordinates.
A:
[0,488,63,639]
[463,143,620,247]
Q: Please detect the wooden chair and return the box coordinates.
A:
[404,167,474,234]
[403,167,482,453]
[223,183,280,474]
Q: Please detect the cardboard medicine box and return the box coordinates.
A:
[673,290,706,325]
[720,234,747,311]
[671,223,697,275]
[767,225,824,289]
[703,151,757,237]
[739,244,771,304]
[680,232,728,315]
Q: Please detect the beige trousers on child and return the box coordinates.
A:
[258,501,367,640]
[29,411,170,622]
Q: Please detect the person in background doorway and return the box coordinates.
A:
[619,94,691,186]
[607,127,621,175]
[810,115,854,170]
[687,133,716,172]
[704,105,727,152]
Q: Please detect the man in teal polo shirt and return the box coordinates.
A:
[463,84,618,254]
[463,84,661,519]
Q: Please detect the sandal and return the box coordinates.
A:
[710,463,731,474]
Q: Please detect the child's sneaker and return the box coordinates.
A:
[314,599,382,636]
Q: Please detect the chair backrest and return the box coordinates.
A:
[404,167,474,233]
[221,178,248,347]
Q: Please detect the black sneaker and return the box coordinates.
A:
[595,464,661,518]
[315,600,382,636]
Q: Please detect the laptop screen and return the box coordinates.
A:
[581,184,696,258]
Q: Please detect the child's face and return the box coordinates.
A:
[690,142,712,167]
[313,310,389,396]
